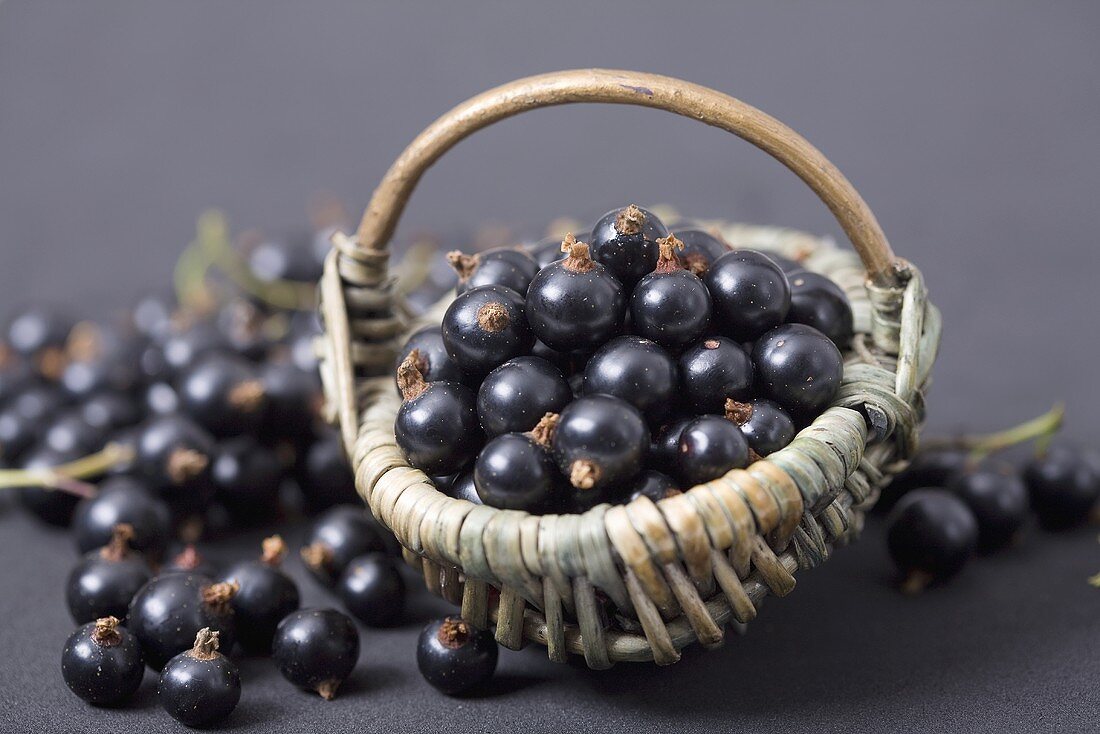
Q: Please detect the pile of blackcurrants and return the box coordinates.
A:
[395,204,853,513]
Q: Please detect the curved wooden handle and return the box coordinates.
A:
[354,69,901,286]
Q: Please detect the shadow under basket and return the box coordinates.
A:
[316,69,941,668]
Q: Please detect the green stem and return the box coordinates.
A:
[921,403,1065,463]
[0,442,134,498]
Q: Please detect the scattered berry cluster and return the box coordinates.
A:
[395,204,853,513]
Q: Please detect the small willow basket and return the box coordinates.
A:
[316,69,941,668]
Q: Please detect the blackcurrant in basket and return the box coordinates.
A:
[162,544,220,578]
[589,204,668,288]
[725,398,795,457]
[128,573,238,670]
[178,354,267,437]
[300,505,388,585]
[337,553,406,627]
[61,616,144,706]
[299,428,359,511]
[474,415,561,512]
[73,476,172,557]
[448,247,538,296]
[629,470,680,503]
[947,464,1028,551]
[477,356,572,436]
[704,250,791,341]
[752,323,843,421]
[417,616,498,696]
[66,524,152,624]
[219,536,300,654]
[135,415,217,512]
[394,326,466,395]
[678,337,754,415]
[441,285,533,378]
[876,448,969,514]
[630,235,712,351]
[672,228,728,277]
[15,445,84,526]
[677,415,750,486]
[1022,445,1100,529]
[887,489,978,592]
[272,608,360,700]
[552,394,649,508]
[212,436,282,524]
[394,352,482,475]
[447,471,481,504]
[649,415,694,470]
[525,235,626,352]
[787,271,854,347]
[582,336,678,424]
[159,628,241,728]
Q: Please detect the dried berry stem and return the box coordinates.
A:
[300,542,333,572]
[437,616,471,649]
[201,581,239,614]
[189,628,221,661]
[654,234,685,274]
[446,250,480,281]
[92,616,122,646]
[569,459,600,490]
[725,398,754,426]
[261,535,287,566]
[396,350,429,401]
[100,523,135,562]
[527,413,559,447]
[228,379,265,412]
[476,302,510,333]
[316,680,341,701]
[560,233,596,273]
[167,447,209,484]
[615,204,646,235]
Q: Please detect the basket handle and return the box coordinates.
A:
[350,68,901,287]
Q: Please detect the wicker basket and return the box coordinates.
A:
[316,69,941,668]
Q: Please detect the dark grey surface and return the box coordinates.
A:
[0,2,1098,732]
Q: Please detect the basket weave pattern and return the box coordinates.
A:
[316,70,941,667]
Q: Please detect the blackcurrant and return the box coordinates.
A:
[61,616,144,706]
[128,573,238,670]
[474,415,561,512]
[215,297,271,361]
[887,489,978,592]
[630,235,712,351]
[552,394,649,508]
[177,354,267,437]
[527,235,567,268]
[725,398,795,457]
[220,536,300,654]
[395,352,482,475]
[704,250,791,341]
[416,616,498,696]
[79,391,142,434]
[448,247,538,296]
[752,323,843,421]
[299,428,360,511]
[672,228,728,277]
[787,271,854,347]
[43,411,102,454]
[0,384,67,463]
[73,475,172,557]
[947,464,1029,551]
[589,204,668,288]
[447,470,481,504]
[394,326,466,395]
[582,336,678,424]
[649,415,693,470]
[15,446,84,526]
[135,415,217,513]
[66,524,153,624]
[441,285,533,378]
[300,505,388,586]
[212,435,283,524]
[159,628,241,727]
[525,235,626,353]
[678,337,754,415]
[249,233,322,282]
[677,415,750,486]
[6,306,72,358]
[876,448,969,514]
[260,361,321,439]
[1022,445,1100,530]
[477,356,571,436]
[159,322,229,378]
[162,544,220,579]
[629,470,680,503]
[337,552,406,627]
[272,608,360,700]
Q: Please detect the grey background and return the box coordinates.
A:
[0,2,1097,732]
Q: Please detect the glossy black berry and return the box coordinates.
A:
[73,476,172,557]
[215,298,271,361]
[212,436,282,524]
[582,336,678,424]
[447,471,482,504]
[441,285,533,378]
[61,617,144,706]
[628,470,680,503]
[1022,445,1100,530]
[67,524,153,624]
[394,326,466,395]
[704,250,791,341]
[417,616,498,696]
[752,324,843,421]
[15,446,84,526]
[887,490,978,592]
[220,536,300,654]
[6,306,72,357]
[726,398,795,457]
[0,385,67,463]
[135,415,217,513]
[474,421,561,512]
[159,322,229,378]
[527,235,567,268]
[630,236,712,351]
[249,233,322,282]
[525,235,626,353]
[159,628,241,727]
[672,228,728,277]
[128,573,238,670]
[477,356,571,436]
[178,354,267,437]
[678,337,754,415]
[449,247,538,296]
[394,353,482,475]
[259,361,321,439]
[589,204,668,288]
[0,359,37,408]
[299,428,359,511]
[649,416,693,470]
[337,553,406,627]
[44,411,102,454]
[947,464,1028,551]
[552,394,649,507]
[162,545,220,579]
[677,416,750,486]
[876,448,969,514]
[787,271,854,347]
[272,608,360,700]
[300,505,388,585]
[79,391,142,434]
